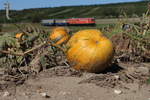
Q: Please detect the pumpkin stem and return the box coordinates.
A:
[95,41,99,44]
[48,40,66,53]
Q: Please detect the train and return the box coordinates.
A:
[41,18,96,26]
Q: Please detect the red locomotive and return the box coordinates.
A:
[67,18,96,25]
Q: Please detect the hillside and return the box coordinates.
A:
[0,1,149,23]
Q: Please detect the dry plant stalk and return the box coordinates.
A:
[0,42,46,56]
[0,40,66,56]
[13,24,31,36]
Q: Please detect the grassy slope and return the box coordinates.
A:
[0,1,148,23]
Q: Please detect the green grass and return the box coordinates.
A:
[1,24,18,32]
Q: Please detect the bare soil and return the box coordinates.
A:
[0,62,150,100]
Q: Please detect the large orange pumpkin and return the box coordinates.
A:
[49,27,70,45]
[67,29,103,47]
[67,35,114,73]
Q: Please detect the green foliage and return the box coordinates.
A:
[0,33,20,49]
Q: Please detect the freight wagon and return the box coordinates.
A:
[41,19,55,26]
[41,18,96,26]
[41,19,68,26]
[55,19,68,26]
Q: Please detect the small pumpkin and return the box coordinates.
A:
[67,29,103,47]
[52,27,69,32]
[15,33,23,39]
[49,27,70,45]
[67,35,114,73]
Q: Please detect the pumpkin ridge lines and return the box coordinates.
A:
[71,47,85,69]
[90,42,99,72]
[76,44,94,70]
[69,44,85,66]
[79,41,96,71]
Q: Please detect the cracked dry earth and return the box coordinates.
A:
[0,63,150,100]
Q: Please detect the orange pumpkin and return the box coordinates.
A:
[67,29,103,47]
[67,35,114,73]
[49,27,70,45]
[52,27,69,32]
[15,33,23,39]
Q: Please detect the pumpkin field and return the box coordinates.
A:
[0,7,150,100]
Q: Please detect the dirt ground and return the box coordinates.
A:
[0,62,150,100]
